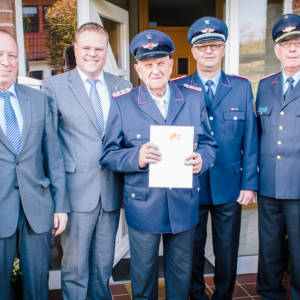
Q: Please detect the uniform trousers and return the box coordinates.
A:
[0,205,52,300]
[128,225,195,300]
[257,195,300,300]
[61,201,120,300]
[190,202,241,300]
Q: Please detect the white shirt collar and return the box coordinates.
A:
[76,68,105,84]
[147,84,170,103]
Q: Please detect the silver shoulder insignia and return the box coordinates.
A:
[183,83,202,92]
[112,87,132,98]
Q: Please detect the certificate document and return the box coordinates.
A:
[149,125,194,188]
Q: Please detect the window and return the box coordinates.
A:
[23,6,39,33]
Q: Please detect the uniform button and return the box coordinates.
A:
[276,155,281,160]
[211,131,214,135]
[197,187,200,192]
[240,167,243,171]
[169,187,172,190]
[131,193,135,198]
[280,111,285,115]
[136,134,141,138]
[279,126,283,130]
[277,141,282,145]
[233,116,238,120]
[209,116,214,121]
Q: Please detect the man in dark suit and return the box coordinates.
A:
[0,29,69,300]
[256,14,300,300]
[175,17,258,300]
[44,22,131,300]
[100,29,217,300]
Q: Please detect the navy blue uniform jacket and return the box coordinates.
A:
[174,71,258,205]
[257,72,300,199]
[100,82,217,234]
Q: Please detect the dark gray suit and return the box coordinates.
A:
[44,69,131,299]
[0,84,68,300]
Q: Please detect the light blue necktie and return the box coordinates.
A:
[205,80,214,109]
[87,79,105,133]
[284,77,294,101]
[0,91,22,154]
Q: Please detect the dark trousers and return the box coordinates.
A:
[128,225,195,300]
[190,202,241,300]
[0,207,52,300]
[257,195,300,300]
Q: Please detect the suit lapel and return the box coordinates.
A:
[68,69,101,135]
[271,73,284,107]
[136,84,165,124]
[166,82,185,124]
[15,85,31,154]
[210,71,232,112]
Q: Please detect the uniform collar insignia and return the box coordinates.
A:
[204,19,210,25]
[146,34,152,40]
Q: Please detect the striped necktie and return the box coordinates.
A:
[0,91,22,154]
[87,79,105,133]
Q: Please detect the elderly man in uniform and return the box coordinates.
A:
[256,14,300,300]
[100,30,217,300]
[174,17,258,300]
[0,30,68,299]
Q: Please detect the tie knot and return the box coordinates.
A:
[0,91,12,100]
[287,77,294,85]
[87,79,99,87]
[205,80,214,88]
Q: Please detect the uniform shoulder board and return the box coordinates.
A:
[259,73,275,81]
[171,75,187,82]
[232,74,249,80]
[112,87,132,98]
[183,83,202,92]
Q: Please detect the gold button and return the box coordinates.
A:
[211,131,214,135]
[136,134,141,138]
[279,126,283,130]
[276,155,281,160]
[233,116,238,120]
[197,187,200,192]
[277,141,282,145]
[131,193,135,198]
[209,116,214,121]
[280,111,285,115]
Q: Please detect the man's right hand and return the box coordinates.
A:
[139,142,161,168]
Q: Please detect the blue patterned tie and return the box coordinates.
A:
[284,77,294,101]
[0,91,22,154]
[205,80,214,109]
[87,79,105,133]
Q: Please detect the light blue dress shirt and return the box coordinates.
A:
[0,84,23,135]
[282,70,300,95]
[197,71,221,95]
[148,84,170,119]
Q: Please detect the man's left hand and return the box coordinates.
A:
[53,213,68,236]
[184,152,203,174]
[237,190,256,206]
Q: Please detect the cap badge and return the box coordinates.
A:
[142,42,159,50]
[285,15,289,19]
[282,26,296,33]
[204,19,210,25]
[201,28,215,34]
[146,34,152,40]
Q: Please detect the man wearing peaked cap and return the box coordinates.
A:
[256,13,300,300]
[175,16,258,300]
[100,29,217,299]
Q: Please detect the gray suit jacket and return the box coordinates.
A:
[0,84,69,238]
[44,69,132,212]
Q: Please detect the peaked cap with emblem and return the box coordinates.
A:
[272,13,300,44]
[130,30,175,61]
[188,16,228,45]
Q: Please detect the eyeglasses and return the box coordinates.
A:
[279,40,300,49]
[193,43,225,52]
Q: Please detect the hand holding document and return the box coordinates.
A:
[149,125,194,188]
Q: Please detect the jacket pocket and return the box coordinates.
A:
[223,111,246,137]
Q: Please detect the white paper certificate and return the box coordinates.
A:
[149,125,194,188]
